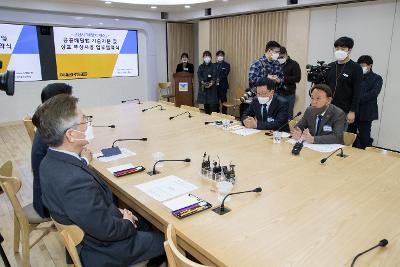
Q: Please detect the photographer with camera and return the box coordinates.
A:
[277,47,301,120]
[241,77,288,131]
[325,37,363,128]
[197,51,218,114]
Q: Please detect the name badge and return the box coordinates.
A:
[184,68,188,71]
[343,73,349,77]
[323,125,332,132]
[267,117,275,122]
[208,74,212,78]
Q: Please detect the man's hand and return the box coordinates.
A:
[347,112,355,124]
[291,126,302,140]
[301,128,314,143]
[120,208,138,228]
[243,117,257,129]
[80,148,93,164]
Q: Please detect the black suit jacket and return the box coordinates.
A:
[358,71,383,121]
[241,95,289,131]
[215,61,230,93]
[176,63,194,74]
[40,149,151,267]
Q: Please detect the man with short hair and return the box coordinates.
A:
[215,50,231,114]
[292,84,346,144]
[242,78,289,131]
[326,37,363,127]
[32,94,164,267]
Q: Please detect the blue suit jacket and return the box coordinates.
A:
[242,95,289,132]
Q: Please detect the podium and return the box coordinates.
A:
[173,72,194,107]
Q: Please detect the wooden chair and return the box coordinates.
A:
[343,132,357,146]
[366,147,400,157]
[210,112,236,121]
[164,224,209,267]
[180,105,200,113]
[159,82,174,102]
[288,119,298,131]
[53,220,84,267]
[23,116,35,144]
[0,161,53,267]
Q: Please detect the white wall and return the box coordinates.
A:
[307,0,399,150]
[0,9,167,124]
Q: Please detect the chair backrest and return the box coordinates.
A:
[288,119,298,131]
[210,112,235,121]
[53,220,84,267]
[159,82,172,90]
[366,147,400,157]
[343,132,357,146]
[164,224,208,267]
[180,105,200,113]
[0,161,29,226]
[23,116,36,143]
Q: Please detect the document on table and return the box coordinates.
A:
[231,128,261,136]
[94,147,136,162]
[107,164,135,174]
[287,139,344,153]
[136,175,198,202]
[162,194,201,211]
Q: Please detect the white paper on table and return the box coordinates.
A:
[94,147,136,162]
[162,194,200,211]
[136,175,198,202]
[286,139,344,153]
[231,128,261,136]
[107,164,135,174]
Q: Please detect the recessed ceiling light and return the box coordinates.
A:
[102,0,212,4]
[222,0,229,2]
[99,22,104,25]
[74,16,84,20]
[114,18,120,21]
[88,24,92,27]
[104,1,112,4]
[184,5,190,8]
[150,5,157,9]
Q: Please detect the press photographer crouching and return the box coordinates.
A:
[0,60,15,96]
[241,77,289,131]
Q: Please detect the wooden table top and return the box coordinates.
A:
[85,102,400,267]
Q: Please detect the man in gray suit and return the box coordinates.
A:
[292,84,346,144]
[32,94,164,267]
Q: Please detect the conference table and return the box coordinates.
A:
[85,101,400,267]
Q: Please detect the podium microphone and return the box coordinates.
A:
[350,239,388,267]
[265,111,302,135]
[93,125,115,128]
[142,104,165,112]
[112,138,147,148]
[122,98,141,104]
[147,158,191,176]
[169,111,192,120]
[213,187,262,215]
[320,148,347,164]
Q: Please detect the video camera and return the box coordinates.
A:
[240,87,256,103]
[0,60,15,96]
[306,61,330,84]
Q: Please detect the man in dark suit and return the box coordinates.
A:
[176,52,194,74]
[32,95,164,267]
[292,84,346,144]
[31,83,73,218]
[215,50,231,114]
[242,78,289,131]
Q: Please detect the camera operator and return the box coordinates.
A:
[277,47,301,120]
[326,37,363,128]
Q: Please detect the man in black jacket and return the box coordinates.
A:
[278,47,301,120]
[350,55,383,149]
[215,50,231,114]
[242,78,289,131]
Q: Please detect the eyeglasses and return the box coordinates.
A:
[64,115,92,133]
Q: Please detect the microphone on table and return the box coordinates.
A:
[265,111,302,136]
[93,125,115,128]
[98,138,148,158]
[169,111,192,120]
[350,239,388,267]
[204,120,233,125]
[142,105,165,112]
[213,187,262,215]
[122,98,142,104]
[320,148,347,164]
[147,158,191,176]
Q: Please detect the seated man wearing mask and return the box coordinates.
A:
[32,94,164,267]
[242,78,289,131]
[292,84,346,144]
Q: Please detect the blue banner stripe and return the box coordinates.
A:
[120,30,138,54]
[13,25,39,54]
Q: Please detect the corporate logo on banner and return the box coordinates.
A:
[0,24,42,81]
[53,27,138,79]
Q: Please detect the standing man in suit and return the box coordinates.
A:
[292,84,346,144]
[31,83,73,218]
[215,50,230,114]
[350,55,383,149]
[176,52,194,74]
[242,78,289,131]
[32,94,164,267]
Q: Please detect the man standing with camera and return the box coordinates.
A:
[326,37,363,129]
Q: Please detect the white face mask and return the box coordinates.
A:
[182,58,188,63]
[278,58,286,65]
[217,56,224,62]
[335,50,348,61]
[258,97,270,105]
[72,125,94,142]
[204,57,211,64]
[362,66,369,74]
[271,52,279,61]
